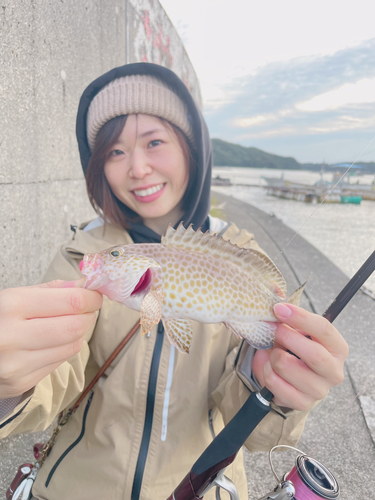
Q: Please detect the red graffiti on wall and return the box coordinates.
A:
[142,10,153,41]
[141,11,173,66]
[153,24,173,66]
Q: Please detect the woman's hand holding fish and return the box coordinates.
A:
[252,303,349,411]
[0,279,102,399]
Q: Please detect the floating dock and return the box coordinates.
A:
[262,176,375,204]
[265,185,363,204]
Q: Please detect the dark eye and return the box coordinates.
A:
[149,140,162,148]
[110,250,121,257]
[108,149,124,157]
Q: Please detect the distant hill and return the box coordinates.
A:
[211,138,375,173]
[211,138,300,169]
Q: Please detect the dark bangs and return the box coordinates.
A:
[86,115,130,228]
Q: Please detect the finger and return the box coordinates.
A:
[273,303,349,358]
[262,360,316,411]
[4,312,97,350]
[0,360,66,399]
[274,323,335,379]
[20,360,69,394]
[269,348,331,401]
[31,278,86,289]
[0,285,103,319]
[0,339,85,384]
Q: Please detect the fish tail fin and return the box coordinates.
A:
[284,274,311,306]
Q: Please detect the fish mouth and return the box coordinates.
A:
[80,254,108,291]
[131,268,152,295]
[83,273,110,291]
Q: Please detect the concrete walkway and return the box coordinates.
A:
[1,193,374,499]
[212,191,375,499]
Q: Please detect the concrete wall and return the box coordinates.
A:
[0,2,200,493]
[0,0,201,290]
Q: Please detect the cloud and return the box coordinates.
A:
[235,104,375,139]
[206,38,375,114]
[297,78,375,111]
[204,38,375,162]
[233,115,274,128]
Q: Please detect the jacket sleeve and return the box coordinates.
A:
[210,223,312,452]
[0,243,96,438]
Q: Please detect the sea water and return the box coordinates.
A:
[212,167,375,293]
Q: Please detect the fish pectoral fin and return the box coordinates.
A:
[140,289,163,336]
[163,319,193,354]
[225,320,277,350]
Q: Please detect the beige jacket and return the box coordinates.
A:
[0,220,311,500]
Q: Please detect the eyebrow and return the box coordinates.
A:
[138,128,165,138]
[112,127,166,148]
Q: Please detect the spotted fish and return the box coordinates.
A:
[80,224,307,353]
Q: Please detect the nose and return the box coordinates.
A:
[128,149,152,179]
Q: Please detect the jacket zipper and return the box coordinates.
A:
[131,322,164,500]
[208,409,222,500]
[45,391,94,487]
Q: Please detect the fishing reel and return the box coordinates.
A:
[194,445,339,500]
[256,445,340,500]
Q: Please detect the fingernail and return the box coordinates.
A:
[274,303,292,319]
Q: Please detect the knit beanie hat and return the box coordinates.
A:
[86,74,194,151]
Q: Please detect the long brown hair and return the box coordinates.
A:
[85,115,197,229]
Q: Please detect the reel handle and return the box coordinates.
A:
[257,480,295,500]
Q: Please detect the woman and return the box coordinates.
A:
[0,63,348,500]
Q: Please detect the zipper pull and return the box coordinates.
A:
[147,322,164,338]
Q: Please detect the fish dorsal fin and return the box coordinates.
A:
[162,223,286,295]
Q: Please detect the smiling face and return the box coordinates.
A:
[103,114,190,235]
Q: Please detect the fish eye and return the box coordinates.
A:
[110,249,123,257]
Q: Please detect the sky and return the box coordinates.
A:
[160,0,375,164]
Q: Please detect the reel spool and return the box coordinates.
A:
[258,445,340,500]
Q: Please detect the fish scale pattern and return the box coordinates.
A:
[154,247,275,323]
[162,224,287,295]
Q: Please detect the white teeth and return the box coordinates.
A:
[133,183,164,197]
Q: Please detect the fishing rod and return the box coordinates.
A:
[322,249,375,322]
[167,249,375,500]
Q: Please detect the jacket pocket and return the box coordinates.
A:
[45,391,94,488]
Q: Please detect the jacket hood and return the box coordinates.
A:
[76,63,212,243]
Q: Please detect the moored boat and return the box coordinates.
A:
[211,175,232,186]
